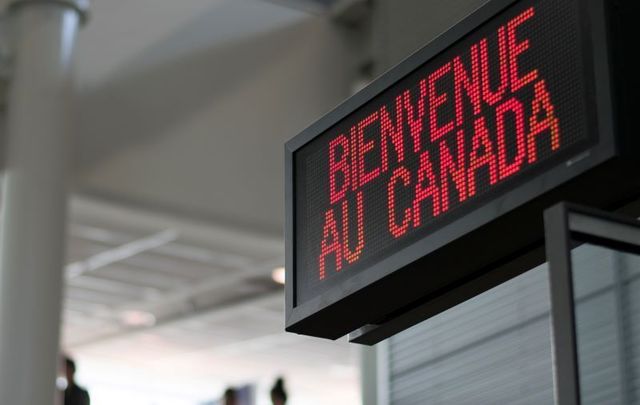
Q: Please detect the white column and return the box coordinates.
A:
[0,1,86,404]
[360,346,378,405]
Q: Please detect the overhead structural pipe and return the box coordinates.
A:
[0,1,87,404]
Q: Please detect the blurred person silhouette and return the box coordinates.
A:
[63,356,90,405]
[223,387,238,405]
[270,377,287,405]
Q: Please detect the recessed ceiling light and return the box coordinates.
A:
[272,267,286,285]
[56,376,68,390]
[120,310,156,327]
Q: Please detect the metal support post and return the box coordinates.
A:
[0,1,87,404]
[544,205,581,405]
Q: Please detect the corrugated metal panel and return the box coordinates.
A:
[627,275,640,403]
[389,266,553,405]
[574,248,640,405]
[574,292,621,404]
[572,246,621,405]
[387,246,640,405]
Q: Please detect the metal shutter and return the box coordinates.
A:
[385,245,640,405]
[388,266,554,405]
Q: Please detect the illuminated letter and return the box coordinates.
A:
[398,80,427,153]
[318,208,342,280]
[387,167,412,238]
[507,7,539,92]
[357,112,381,187]
[454,44,482,126]
[350,126,359,191]
[428,62,455,142]
[439,129,468,212]
[380,105,405,172]
[468,117,498,196]
[342,192,365,263]
[528,80,560,163]
[328,134,350,204]
[480,27,509,106]
[496,98,527,180]
[413,150,441,227]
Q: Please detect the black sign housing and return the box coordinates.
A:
[284,0,640,342]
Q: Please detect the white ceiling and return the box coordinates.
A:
[52,0,364,403]
[71,0,360,234]
[74,0,309,89]
[62,196,358,404]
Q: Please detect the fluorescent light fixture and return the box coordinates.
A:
[272,267,285,285]
[66,229,178,278]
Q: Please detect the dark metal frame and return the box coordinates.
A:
[285,0,639,341]
[544,202,640,405]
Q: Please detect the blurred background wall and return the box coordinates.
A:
[4,0,583,404]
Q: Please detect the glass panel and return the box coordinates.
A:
[571,244,640,404]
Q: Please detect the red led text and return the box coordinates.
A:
[318,7,561,280]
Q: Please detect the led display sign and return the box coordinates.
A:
[285,0,640,341]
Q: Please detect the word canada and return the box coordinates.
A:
[318,7,562,280]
